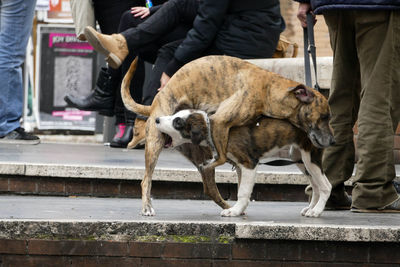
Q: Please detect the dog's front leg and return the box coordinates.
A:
[221,165,256,217]
[301,150,332,217]
[204,116,231,171]
[206,95,257,171]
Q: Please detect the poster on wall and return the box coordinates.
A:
[35,24,97,130]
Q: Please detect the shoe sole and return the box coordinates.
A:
[110,142,127,148]
[351,208,400,213]
[0,139,40,145]
[84,27,122,69]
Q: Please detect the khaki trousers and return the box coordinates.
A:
[323,10,400,209]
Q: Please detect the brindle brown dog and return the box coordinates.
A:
[121,55,334,216]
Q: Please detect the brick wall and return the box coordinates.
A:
[0,175,309,202]
[1,239,400,266]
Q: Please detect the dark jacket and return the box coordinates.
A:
[165,0,285,76]
[296,0,400,14]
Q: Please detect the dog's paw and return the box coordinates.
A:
[301,206,310,216]
[304,208,322,218]
[141,205,155,216]
[221,207,242,217]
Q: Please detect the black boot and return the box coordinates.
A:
[110,122,134,148]
[64,67,115,116]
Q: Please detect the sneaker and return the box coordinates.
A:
[351,196,400,213]
[0,127,40,145]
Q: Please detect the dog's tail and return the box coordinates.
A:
[121,57,151,117]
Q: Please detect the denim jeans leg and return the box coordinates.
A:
[0,0,37,136]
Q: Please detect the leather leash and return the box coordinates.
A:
[303,12,320,91]
[280,13,320,168]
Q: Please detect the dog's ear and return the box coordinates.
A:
[288,84,315,104]
[190,126,206,145]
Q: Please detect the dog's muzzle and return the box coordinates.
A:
[309,129,335,148]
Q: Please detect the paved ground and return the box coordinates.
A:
[0,142,311,185]
[2,195,400,227]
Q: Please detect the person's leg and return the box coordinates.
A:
[109,5,188,148]
[351,10,400,210]
[64,0,137,116]
[121,0,198,50]
[0,0,39,144]
[110,11,152,148]
[127,39,186,149]
[84,0,198,69]
[93,0,142,34]
[322,11,361,208]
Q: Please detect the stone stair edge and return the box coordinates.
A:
[0,219,399,243]
[2,161,398,186]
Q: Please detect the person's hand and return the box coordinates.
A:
[131,6,150,19]
[158,72,170,91]
[297,3,316,28]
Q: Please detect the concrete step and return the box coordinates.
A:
[1,143,399,202]
[1,195,400,265]
[0,143,328,202]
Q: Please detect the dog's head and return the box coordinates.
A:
[289,84,335,148]
[155,109,209,147]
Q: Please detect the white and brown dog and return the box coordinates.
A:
[121,55,335,216]
[155,109,332,218]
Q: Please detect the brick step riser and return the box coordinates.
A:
[1,238,399,265]
[0,175,317,202]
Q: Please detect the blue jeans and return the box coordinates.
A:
[0,0,37,136]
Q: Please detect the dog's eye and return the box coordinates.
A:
[173,117,185,130]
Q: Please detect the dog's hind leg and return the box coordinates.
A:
[300,149,332,217]
[199,165,230,209]
[221,164,256,217]
[176,144,230,209]
[141,120,164,216]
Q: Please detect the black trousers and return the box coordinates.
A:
[92,0,138,123]
[121,0,198,51]
[92,0,168,124]
[118,0,194,117]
